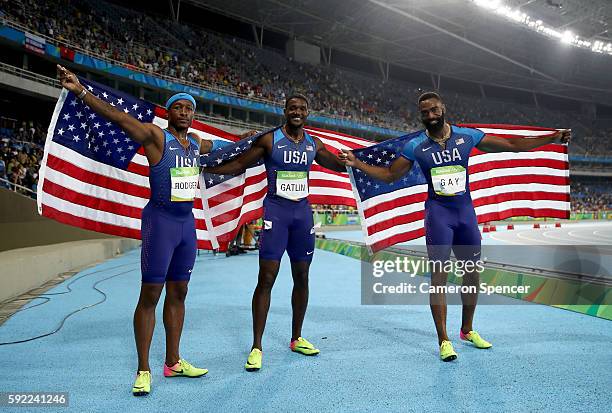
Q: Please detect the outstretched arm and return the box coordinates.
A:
[198,130,258,155]
[476,129,570,153]
[339,149,413,183]
[202,133,270,175]
[313,137,346,172]
[56,65,162,146]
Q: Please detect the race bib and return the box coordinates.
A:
[431,165,466,196]
[170,167,199,202]
[276,170,309,201]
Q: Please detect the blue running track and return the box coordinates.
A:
[0,247,610,412]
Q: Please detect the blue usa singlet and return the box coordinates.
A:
[259,127,317,262]
[401,125,485,261]
[140,130,199,283]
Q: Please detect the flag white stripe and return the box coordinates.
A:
[364,199,570,244]
[470,167,569,181]
[471,183,570,199]
[363,185,569,227]
[42,190,142,229]
[361,184,429,210]
[309,187,355,198]
[306,129,376,146]
[468,151,567,165]
[209,179,268,216]
[309,170,350,181]
[47,142,150,188]
[474,200,570,215]
[43,167,148,207]
[476,128,558,136]
[362,202,426,226]
[366,220,426,243]
[205,165,266,198]
[210,198,264,235]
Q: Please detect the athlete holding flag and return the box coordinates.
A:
[203,93,347,371]
[57,65,254,395]
[339,92,570,361]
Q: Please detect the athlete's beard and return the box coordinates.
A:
[423,112,446,135]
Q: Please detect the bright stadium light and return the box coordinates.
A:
[470,0,612,55]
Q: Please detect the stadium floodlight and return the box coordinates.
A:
[470,0,612,55]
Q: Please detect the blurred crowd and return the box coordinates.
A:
[570,181,612,213]
[0,118,45,196]
[1,0,611,154]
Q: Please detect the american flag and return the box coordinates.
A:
[349,125,570,252]
[37,79,371,251]
[199,126,375,249]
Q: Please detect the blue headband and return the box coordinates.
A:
[165,93,196,111]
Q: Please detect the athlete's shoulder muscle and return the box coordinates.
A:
[452,125,485,146]
[401,133,426,161]
[255,131,274,154]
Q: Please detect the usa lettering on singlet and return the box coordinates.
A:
[264,128,316,201]
[401,126,485,201]
[148,130,200,215]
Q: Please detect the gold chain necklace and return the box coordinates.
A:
[283,127,303,145]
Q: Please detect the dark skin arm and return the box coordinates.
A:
[198,130,258,154]
[313,137,347,172]
[56,65,163,162]
[339,149,413,183]
[476,129,571,152]
[202,132,271,175]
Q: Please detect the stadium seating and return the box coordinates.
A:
[1,0,611,153]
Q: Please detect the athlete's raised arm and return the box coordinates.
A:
[476,129,570,153]
[339,149,413,183]
[57,65,163,147]
[198,130,258,155]
[202,133,271,175]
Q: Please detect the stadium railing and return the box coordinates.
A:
[0,177,35,197]
[0,61,61,89]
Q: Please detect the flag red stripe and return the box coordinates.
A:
[214,207,264,246]
[477,208,569,223]
[46,153,151,199]
[126,161,149,176]
[310,164,351,177]
[468,159,568,174]
[307,195,357,207]
[211,187,268,225]
[471,191,570,208]
[206,172,267,207]
[41,204,142,240]
[308,179,353,190]
[458,123,560,131]
[367,210,425,236]
[370,228,427,252]
[43,180,143,219]
[363,193,428,219]
[471,144,567,156]
[469,175,569,191]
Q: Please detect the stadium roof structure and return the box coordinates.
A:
[183,0,612,105]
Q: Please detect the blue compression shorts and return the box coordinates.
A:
[424,199,481,262]
[259,196,315,262]
[140,204,197,283]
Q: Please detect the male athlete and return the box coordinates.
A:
[56,65,251,395]
[340,92,570,361]
[204,93,346,371]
